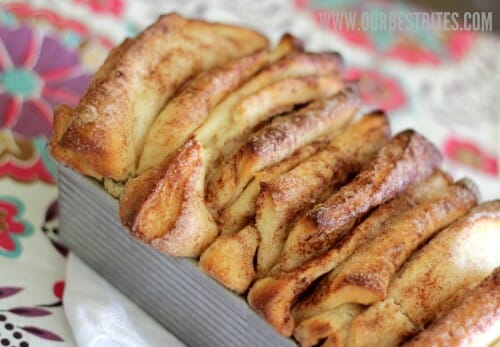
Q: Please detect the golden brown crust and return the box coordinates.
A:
[120,51,346,258]
[323,325,349,347]
[403,267,500,347]
[206,90,357,213]
[274,130,443,273]
[197,52,345,160]
[120,138,217,256]
[199,225,260,293]
[256,112,390,275]
[137,34,302,174]
[293,304,363,347]
[50,104,75,171]
[295,178,479,321]
[348,201,500,347]
[50,13,269,180]
[137,50,269,174]
[232,75,343,125]
[347,299,418,347]
[218,138,329,235]
[391,201,500,326]
[215,74,344,154]
[248,132,443,337]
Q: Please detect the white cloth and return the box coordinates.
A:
[63,254,185,347]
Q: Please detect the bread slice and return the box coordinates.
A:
[295,178,479,321]
[218,137,330,235]
[287,171,452,343]
[348,298,419,347]
[204,74,346,203]
[248,170,451,337]
[293,304,364,347]
[348,201,500,347]
[247,171,450,337]
[120,53,345,257]
[273,130,443,273]
[248,133,443,336]
[322,325,350,347]
[137,34,301,174]
[199,225,259,293]
[404,266,500,347]
[119,139,215,256]
[227,74,343,136]
[50,13,269,181]
[196,51,345,161]
[206,90,357,214]
[255,111,390,275]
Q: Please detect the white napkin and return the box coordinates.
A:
[63,253,185,347]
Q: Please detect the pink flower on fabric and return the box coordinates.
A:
[0,25,91,138]
[344,68,407,112]
[386,39,441,65]
[443,137,498,176]
[53,281,65,300]
[74,0,125,16]
[0,196,33,258]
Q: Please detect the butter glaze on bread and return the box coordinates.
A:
[50,13,268,180]
[119,138,216,256]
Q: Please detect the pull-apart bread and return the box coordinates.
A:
[50,13,500,347]
[348,201,500,347]
[404,266,500,347]
[50,13,269,181]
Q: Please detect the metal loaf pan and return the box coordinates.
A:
[55,161,294,347]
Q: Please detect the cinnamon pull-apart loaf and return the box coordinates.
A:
[50,13,500,347]
[50,13,268,181]
[404,265,500,347]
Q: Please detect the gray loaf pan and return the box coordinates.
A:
[55,161,295,347]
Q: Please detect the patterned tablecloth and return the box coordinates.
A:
[0,0,498,346]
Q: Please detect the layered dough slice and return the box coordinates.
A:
[290,171,453,344]
[248,131,442,336]
[219,137,331,235]
[348,200,500,347]
[272,130,443,273]
[256,111,390,275]
[206,90,357,215]
[199,225,259,293]
[197,52,344,160]
[199,111,384,292]
[295,178,479,321]
[137,34,301,174]
[294,304,364,347]
[120,77,350,257]
[404,266,500,347]
[50,13,269,181]
[215,70,351,234]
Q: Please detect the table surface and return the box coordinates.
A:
[1,0,499,346]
